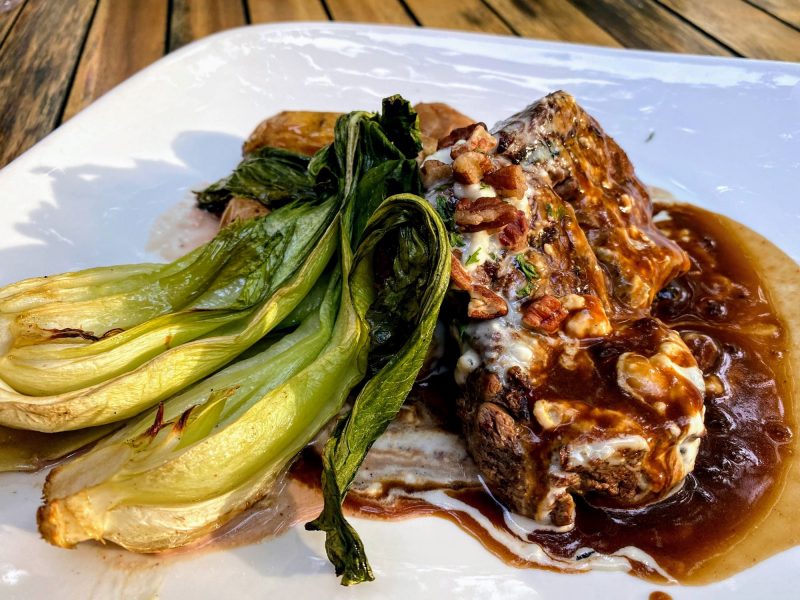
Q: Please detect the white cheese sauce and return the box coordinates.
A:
[424,152,546,387]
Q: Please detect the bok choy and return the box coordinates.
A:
[0,199,337,431]
[39,195,448,554]
[308,196,451,584]
[34,97,451,587]
[195,147,315,214]
[0,96,419,432]
[0,424,118,472]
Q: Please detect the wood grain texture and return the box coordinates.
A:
[486,0,621,46]
[569,0,731,55]
[748,0,800,29]
[326,0,413,25]
[169,0,247,51]
[657,0,800,60]
[0,0,96,168]
[0,0,797,172]
[62,0,167,121]
[0,0,26,47]
[404,0,513,34]
[248,0,328,22]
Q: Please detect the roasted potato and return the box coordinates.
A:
[243,111,341,156]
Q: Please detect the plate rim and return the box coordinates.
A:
[3,20,799,177]
[0,19,798,598]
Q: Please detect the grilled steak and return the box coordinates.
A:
[423,91,705,527]
[492,93,690,317]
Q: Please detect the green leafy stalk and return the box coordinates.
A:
[39,271,345,549]
[0,424,118,472]
[195,147,314,214]
[0,220,337,431]
[0,200,333,397]
[37,97,447,565]
[1,202,319,337]
[306,195,450,585]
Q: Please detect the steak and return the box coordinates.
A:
[423,91,705,527]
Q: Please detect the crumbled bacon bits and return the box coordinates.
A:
[522,294,568,333]
[454,196,518,232]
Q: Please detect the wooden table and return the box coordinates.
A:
[0,0,798,169]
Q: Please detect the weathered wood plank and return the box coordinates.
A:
[0,0,96,167]
[569,0,731,55]
[62,0,167,122]
[657,0,800,60]
[326,0,414,25]
[169,0,247,52]
[747,0,800,30]
[0,0,27,48]
[248,0,328,22]
[403,0,514,34]
[486,0,621,46]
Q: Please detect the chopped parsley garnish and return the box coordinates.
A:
[515,254,539,298]
[516,254,539,280]
[545,203,566,220]
[479,182,491,190]
[516,282,534,298]
[436,194,448,217]
[449,231,465,247]
[465,248,482,266]
[435,194,456,230]
[434,194,467,250]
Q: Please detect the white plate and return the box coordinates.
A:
[0,23,798,599]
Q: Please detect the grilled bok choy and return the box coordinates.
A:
[308,197,451,585]
[32,96,451,585]
[0,95,418,433]
[38,195,448,555]
[0,192,337,431]
[0,424,118,472]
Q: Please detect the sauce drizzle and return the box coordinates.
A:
[337,203,796,584]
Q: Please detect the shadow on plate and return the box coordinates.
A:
[0,131,243,285]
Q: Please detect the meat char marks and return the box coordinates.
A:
[421,91,705,528]
[492,92,690,317]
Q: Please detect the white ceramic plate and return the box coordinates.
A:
[0,23,798,599]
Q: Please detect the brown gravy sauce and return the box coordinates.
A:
[278,202,796,585]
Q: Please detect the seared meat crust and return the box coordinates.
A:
[493,93,690,317]
[426,92,705,527]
